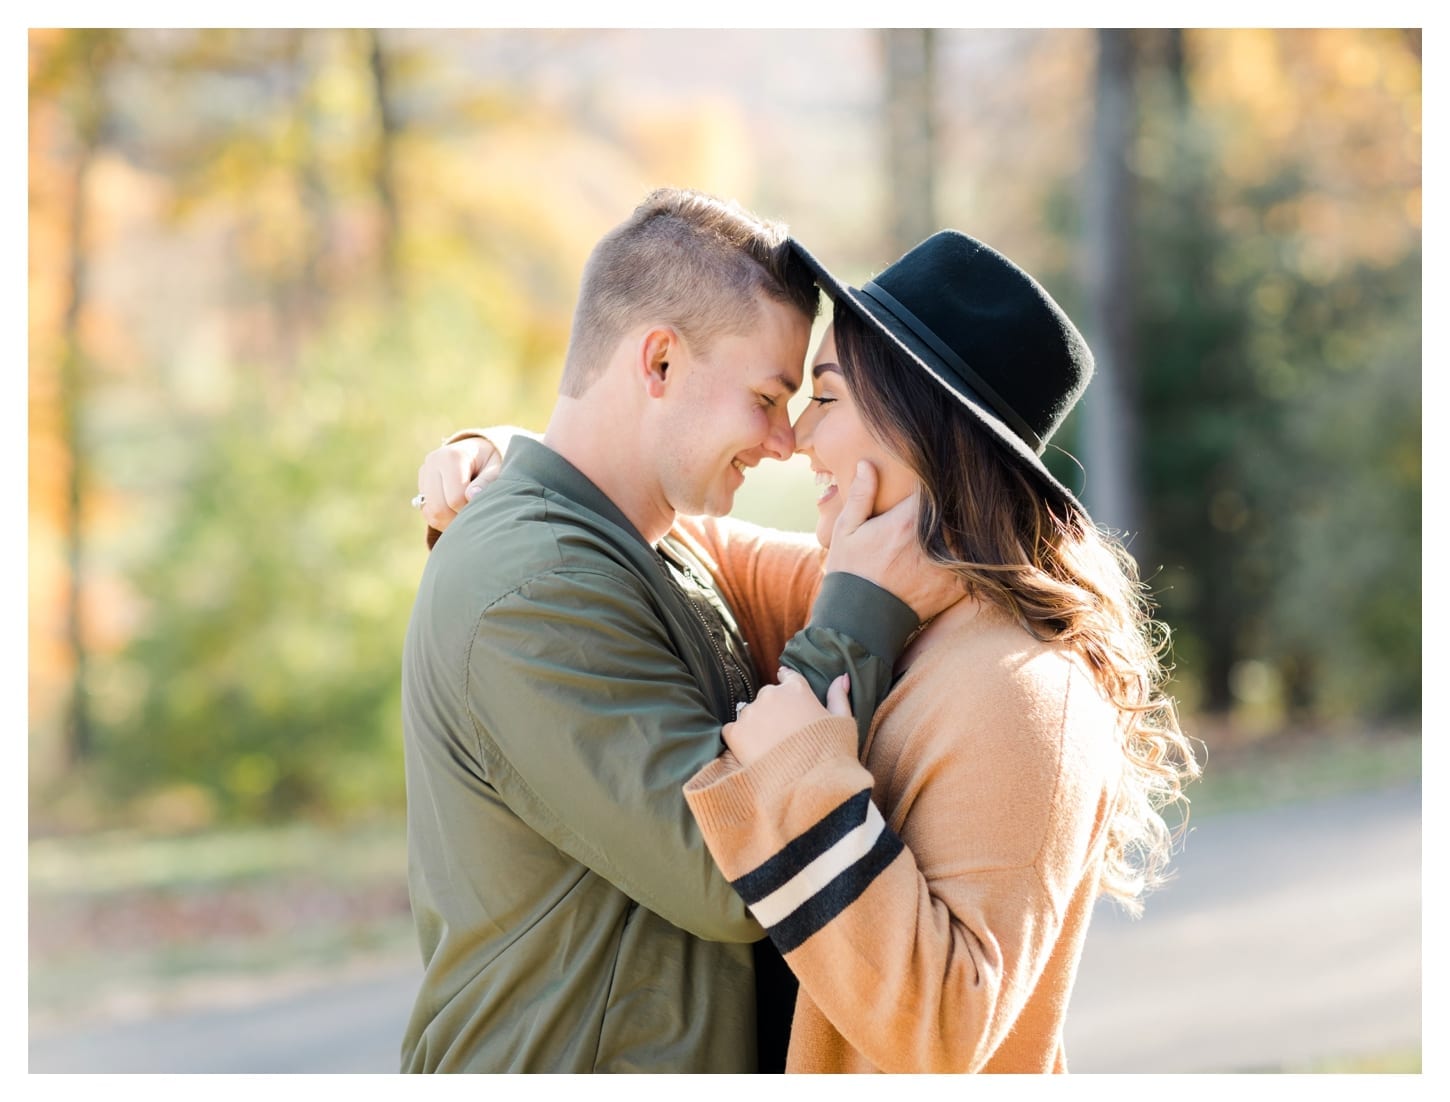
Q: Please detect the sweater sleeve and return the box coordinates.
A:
[684,686,1080,1073]
[672,515,919,749]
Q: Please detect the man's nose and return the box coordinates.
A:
[764,413,795,461]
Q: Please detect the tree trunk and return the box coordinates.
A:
[366,29,401,300]
[1163,27,1189,108]
[59,35,109,767]
[882,29,937,256]
[287,30,331,344]
[1078,29,1143,551]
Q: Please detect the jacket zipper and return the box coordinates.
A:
[658,548,747,721]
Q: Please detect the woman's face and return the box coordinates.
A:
[793,325,919,548]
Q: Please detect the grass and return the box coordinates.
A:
[29,817,408,897]
[1288,1048,1422,1073]
[1176,723,1421,822]
[29,818,414,1030]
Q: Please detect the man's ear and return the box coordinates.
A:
[639,327,676,399]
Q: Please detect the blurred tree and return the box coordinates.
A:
[30,29,121,767]
[1078,28,1143,548]
[366,29,401,302]
[99,320,451,820]
[1131,29,1421,720]
[1133,109,1262,713]
[882,28,937,254]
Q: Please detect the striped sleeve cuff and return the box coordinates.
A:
[684,716,902,953]
[734,788,904,954]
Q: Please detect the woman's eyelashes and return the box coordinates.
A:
[808,395,837,407]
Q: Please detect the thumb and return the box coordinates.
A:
[466,452,504,500]
[833,460,878,539]
[825,673,852,718]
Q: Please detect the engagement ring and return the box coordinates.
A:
[411,494,426,510]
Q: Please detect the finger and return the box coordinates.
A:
[721,721,746,759]
[469,439,498,480]
[776,666,807,686]
[419,468,456,531]
[466,451,503,501]
[442,453,475,513]
[826,673,852,717]
[832,460,878,540]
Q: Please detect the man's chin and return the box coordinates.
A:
[707,482,739,516]
[676,492,734,519]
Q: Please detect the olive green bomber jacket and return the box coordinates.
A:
[399,439,917,1073]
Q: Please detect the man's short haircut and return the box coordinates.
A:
[560,188,821,397]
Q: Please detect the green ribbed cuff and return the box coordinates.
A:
[807,572,920,664]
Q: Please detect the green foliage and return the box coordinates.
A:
[1263,253,1421,717]
[1121,54,1419,722]
[96,295,555,822]
[1132,110,1275,712]
[1043,36,1420,725]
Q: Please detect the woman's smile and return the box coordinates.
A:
[813,468,839,506]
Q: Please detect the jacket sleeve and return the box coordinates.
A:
[781,573,918,750]
[466,565,762,944]
[671,516,919,751]
[683,701,1078,1073]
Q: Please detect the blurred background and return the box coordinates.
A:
[28,27,1422,1074]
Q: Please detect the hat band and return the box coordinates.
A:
[858,280,1043,453]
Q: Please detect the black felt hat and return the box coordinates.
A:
[789,231,1094,512]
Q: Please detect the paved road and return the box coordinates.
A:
[1064,781,1421,1072]
[29,783,1421,1073]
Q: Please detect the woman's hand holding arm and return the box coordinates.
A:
[722,669,851,767]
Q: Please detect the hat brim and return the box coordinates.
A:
[790,238,1089,518]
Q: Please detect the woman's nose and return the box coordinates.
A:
[790,410,814,455]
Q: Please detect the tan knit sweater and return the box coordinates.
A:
[678,516,1124,1074]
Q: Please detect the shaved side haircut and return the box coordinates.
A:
[560,188,820,397]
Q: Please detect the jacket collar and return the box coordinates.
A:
[502,436,653,550]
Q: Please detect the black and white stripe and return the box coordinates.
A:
[732,789,903,954]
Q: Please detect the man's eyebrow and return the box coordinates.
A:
[812,361,842,379]
[768,372,802,395]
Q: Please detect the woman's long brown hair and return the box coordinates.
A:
[834,303,1200,913]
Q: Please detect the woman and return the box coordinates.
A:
[416,231,1198,1073]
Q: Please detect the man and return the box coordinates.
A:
[400,188,944,1072]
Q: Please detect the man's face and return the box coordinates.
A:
[655,296,811,518]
